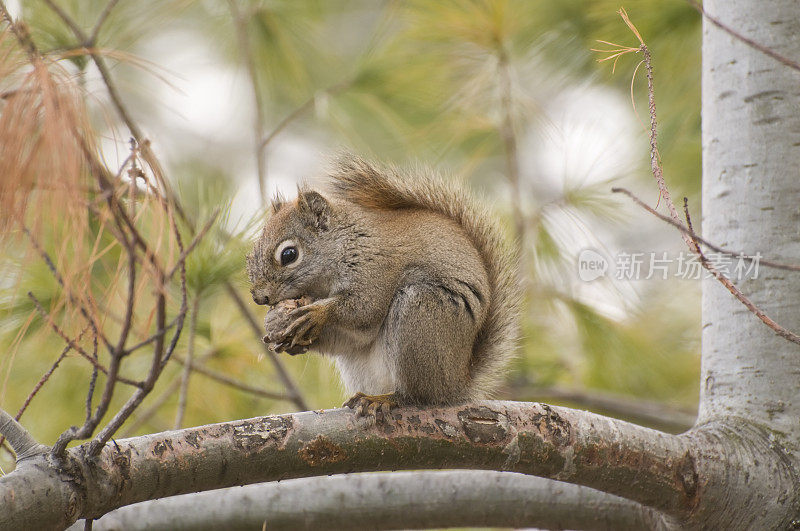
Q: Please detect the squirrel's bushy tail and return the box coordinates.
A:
[327,155,521,399]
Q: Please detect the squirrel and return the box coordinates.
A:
[246,156,519,415]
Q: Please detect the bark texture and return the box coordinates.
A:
[700,0,800,445]
[691,0,800,526]
[1,401,693,529]
[77,471,662,531]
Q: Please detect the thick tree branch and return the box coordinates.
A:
[519,383,696,433]
[0,401,697,529]
[0,409,46,461]
[82,471,666,530]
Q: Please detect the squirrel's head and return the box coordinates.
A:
[246,189,337,306]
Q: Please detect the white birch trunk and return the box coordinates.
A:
[700,0,800,444]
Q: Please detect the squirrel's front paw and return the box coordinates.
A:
[263,297,313,355]
[343,392,397,422]
[281,302,328,349]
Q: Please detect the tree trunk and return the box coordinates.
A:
[690,0,800,525]
[700,0,800,438]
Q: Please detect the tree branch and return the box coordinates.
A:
[82,471,666,530]
[174,295,200,429]
[88,0,121,47]
[225,284,309,410]
[0,409,46,461]
[227,0,268,206]
[612,187,800,272]
[0,402,697,529]
[172,354,290,402]
[603,12,800,348]
[519,383,696,433]
[687,0,800,73]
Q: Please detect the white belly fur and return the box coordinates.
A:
[334,342,395,396]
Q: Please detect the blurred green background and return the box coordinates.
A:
[1,0,701,473]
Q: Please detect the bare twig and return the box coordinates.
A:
[228,0,268,206]
[0,333,83,450]
[174,296,200,429]
[612,187,800,272]
[17,330,87,419]
[23,227,113,353]
[27,293,140,386]
[682,199,800,345]
[258,80,351,151]
[603,12,800,348]
[688,0,800,73]
[121,316,180,356]
[165,209,220,280]
[173,355,290,402]
[122,348,220,437]
[41,0,143,141]
[88,0,122,47]
[225,285,309,410]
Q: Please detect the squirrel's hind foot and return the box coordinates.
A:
[343,392,397,422]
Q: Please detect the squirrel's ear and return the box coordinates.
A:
[297,190,331,231]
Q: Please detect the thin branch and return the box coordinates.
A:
[174,295,200,429]
[228,0,268,206]
[121,316,179,356]
[687,0,800,73]
[23,227,113,353]
[0,409,46,461]
[640,44,690,248]
[258,80,352,151]
[612,187,800,272]
[682,199,800,346]
[165,208,220,280]
[603,13,800,348]
[16,330,86,419]
[27,293,140,386]
[225,284,309,410]
[121,348,220,437]
[84,327,100,429]
[41,0,143,140]
[88,0,121,47]
[172,354,290,402]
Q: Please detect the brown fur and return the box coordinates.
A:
[247,155,520,404]
[326,157,521,399]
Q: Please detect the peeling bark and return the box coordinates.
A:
[1,401,694,529]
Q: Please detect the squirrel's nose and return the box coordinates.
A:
[251,288,270,306]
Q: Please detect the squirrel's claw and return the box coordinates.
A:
[283,303,326,348]
[344,392,397,423]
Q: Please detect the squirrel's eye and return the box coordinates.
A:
[280,246,298,266]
